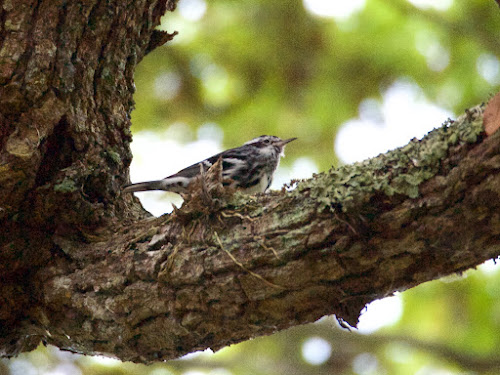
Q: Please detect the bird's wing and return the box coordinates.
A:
[165,144,260,187]
[165,151,226,179]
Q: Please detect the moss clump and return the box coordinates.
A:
[54,178,77,193]
[107,150,121,165]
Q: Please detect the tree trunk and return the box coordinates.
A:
[1,0,499,364]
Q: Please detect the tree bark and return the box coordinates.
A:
[1,0,500,364]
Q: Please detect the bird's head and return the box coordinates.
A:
[244,135,297,156]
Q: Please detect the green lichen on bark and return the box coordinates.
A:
[106,149,122,165]
[295,105,485,211]
[53,178,77,193]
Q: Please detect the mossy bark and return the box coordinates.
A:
[1,0,500,364]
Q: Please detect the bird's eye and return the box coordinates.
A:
[264,139,271,144]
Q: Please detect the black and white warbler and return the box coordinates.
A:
[123,135,296,195]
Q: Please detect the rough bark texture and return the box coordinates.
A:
[1,0,500,365]
[0,0,174,358]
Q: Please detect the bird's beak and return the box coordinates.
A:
[280,137,297,146]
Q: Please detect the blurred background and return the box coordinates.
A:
[3,0,500,374]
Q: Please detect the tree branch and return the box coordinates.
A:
[1,0,500,365]
[4,102,499,363]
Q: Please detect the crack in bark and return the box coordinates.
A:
[20,0,53,103]
[33,116,73,187]
[0,6,7,46]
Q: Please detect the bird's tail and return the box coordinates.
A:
[123,180,166,193]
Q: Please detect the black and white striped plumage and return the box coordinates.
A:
[123,135,296,195]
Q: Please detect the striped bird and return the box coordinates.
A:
[123,135,296,195]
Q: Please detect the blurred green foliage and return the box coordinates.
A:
[133,0,500,171]
[3,0,500,374]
